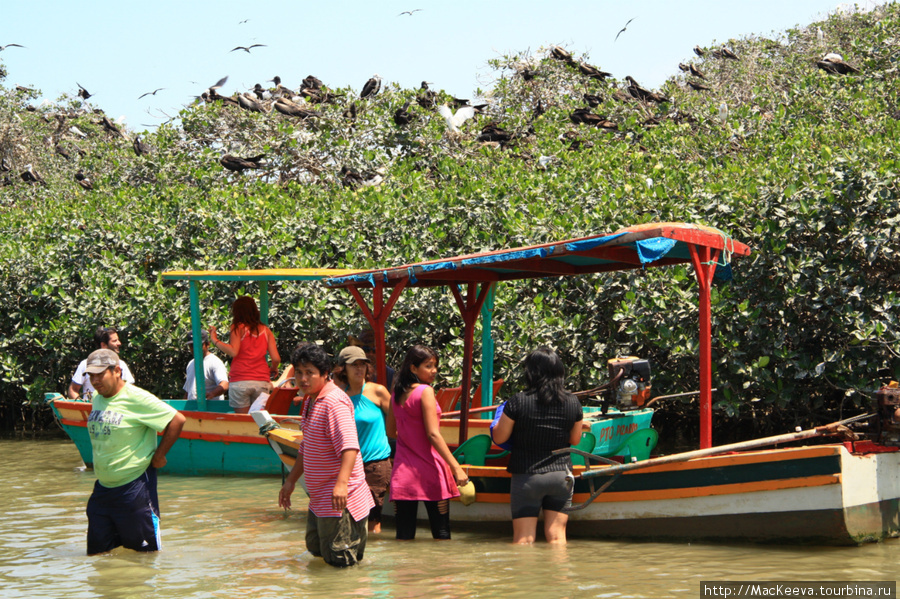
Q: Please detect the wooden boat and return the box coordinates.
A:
[265,221,896,545]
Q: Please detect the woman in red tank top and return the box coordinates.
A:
[209,296,280,413]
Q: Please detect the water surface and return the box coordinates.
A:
[1,439,896,598]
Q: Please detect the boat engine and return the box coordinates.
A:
[874,383,900,447]
[606,357,652,411]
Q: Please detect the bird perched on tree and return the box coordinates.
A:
[220,154,265,172]
[133,135,151,156]
[74,171,93,191]
[577,62,612,80]
[689,64,706,79]
[238,93,266,113]
[273,98,320,119]
[550,46,575,65]
[624,76,669,104]
[693,45,705,57]
[713,46,739,60]
[361,74,381,99]
[99,115,125,138]
[476,123,513,144]
[521,67,536,81]
[583,93,602,108]
[76,83,92,100]
[569,108,617,131]
[251,83,269,100]
[687,80,710,92]
[817,53,859,74]
[393,100,412,126]
[416,81,436,109]
[301,75,324,90]
[437,104,476,132]
[230,44,266,53]
[343,102,358,121]
[21,164,46,185]
[678,63,690,73]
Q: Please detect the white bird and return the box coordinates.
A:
[437,104,476,132]
[718,102,728,124]
[823,52,843,62]
[816,27,824,44]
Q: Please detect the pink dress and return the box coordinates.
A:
[390,385,460,501]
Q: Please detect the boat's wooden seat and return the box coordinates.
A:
[436,387,463,413]
[452,434,510,466]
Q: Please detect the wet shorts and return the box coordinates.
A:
[306,509,368,567]
[228,380,272,409]
[509,470,574,519]
[86,467,161,555]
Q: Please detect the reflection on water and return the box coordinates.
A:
[1,439,897,598]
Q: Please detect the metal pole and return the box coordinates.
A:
[259,281,269,325]
[189,281,207,410]
[479,283,496,418]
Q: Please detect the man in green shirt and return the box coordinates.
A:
[84,349,186,555]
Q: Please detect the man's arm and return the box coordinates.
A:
[67,382,82,399]
[278,450,304,509]
[332,448,359,512]
[150,412,186,469]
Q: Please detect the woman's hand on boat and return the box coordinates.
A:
[279,480,295,509]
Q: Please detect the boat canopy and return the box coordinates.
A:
[324,223,751,448]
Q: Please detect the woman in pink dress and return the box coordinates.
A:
[387,344,468,540]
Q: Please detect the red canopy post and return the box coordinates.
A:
[688,244,721,449]
[346,281,408,387]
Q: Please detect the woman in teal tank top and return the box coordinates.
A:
[335,345,392,533]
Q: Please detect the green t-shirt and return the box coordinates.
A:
[88,383,179,488]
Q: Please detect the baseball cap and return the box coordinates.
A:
[84,349,119,374]
[186,330,209,346]
[337,346,369,366]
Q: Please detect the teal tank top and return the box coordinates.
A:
[349,383,392,463]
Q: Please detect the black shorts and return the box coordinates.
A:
[86,467,161,555]
[509,471,574,519]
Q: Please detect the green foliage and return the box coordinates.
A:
[1,5,899,438]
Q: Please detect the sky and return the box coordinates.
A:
[0,0,883,132]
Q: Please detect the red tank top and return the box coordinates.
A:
[228,326,272,382]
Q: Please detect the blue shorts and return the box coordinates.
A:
[86,467,161,555]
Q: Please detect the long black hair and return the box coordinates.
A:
[523,346,568,405]
[393,344,439,403]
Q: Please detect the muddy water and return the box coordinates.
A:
[0,439,896,598]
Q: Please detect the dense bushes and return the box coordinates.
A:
[1,6,899,440]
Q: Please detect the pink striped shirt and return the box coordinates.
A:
[300,380,374,520]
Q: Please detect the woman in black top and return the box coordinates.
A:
[492,347,583,544]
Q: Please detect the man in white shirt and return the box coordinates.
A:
[68,327,134,399]
[183,330,229,401]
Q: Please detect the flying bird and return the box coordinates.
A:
[76,83,92,100]
[361,74,381,99]
[437,104,476,132]
[238,19,250,24]
[615,17,635,42]
[220,154,265,172]
[138,88,165,99]
[0,43,25,51]
[399,9,422,16]
[230,44,266,53]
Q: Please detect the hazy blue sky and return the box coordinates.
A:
[0,0,881,131]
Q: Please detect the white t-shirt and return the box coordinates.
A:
[71,358,135,396]
[183,353,229,401]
